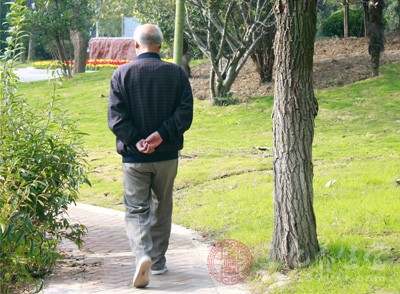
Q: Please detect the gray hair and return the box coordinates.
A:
[133,24,163,46]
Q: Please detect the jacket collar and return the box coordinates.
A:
[137,52,161,60]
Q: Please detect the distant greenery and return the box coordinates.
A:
[321,9,365,37]
[16,62,400,293]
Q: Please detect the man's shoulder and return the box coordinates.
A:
[159,60,188,77]
[113,58,186,78]
[112,61,134,75]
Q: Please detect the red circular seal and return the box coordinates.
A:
[207,239,253,285]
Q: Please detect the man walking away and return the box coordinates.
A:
[107,23,193,288]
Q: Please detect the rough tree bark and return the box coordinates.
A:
[270,0,320,268]
[368,0,385,77]
[70,30,87,74]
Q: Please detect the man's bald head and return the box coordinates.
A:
[133,24,163,47]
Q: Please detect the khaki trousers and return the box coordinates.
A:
[123,159,178,270]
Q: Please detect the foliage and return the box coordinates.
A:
[321,8,365,37]
[0,1,89,292]
[385,0,400,31]
[132,0,175,46]
[94,0,136,37]
[26,0,94,76]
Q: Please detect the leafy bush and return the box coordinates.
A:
[0,1,89,292]
[385,0,400,32]
[321,9,365,37]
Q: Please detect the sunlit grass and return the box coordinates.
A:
[17,62,400,293]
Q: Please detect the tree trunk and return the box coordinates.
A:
[173,0,185,67]
[182,38,192,78]
[270,0,319,268]
[70,30,87,74]
[368,0,385,77]
[20,49,26,63]
[27,35,36,61]
[343,0,349,38]
[210,67,231,101]
[363,0,369,37]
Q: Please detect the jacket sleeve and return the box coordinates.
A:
[157,70,194,141]
[107,72,141,146]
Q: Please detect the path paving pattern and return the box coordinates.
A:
[42,203,249,293]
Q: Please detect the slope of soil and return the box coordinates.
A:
[190,34,400,100]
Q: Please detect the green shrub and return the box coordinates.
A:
[385,0,400,32]
[321,9,365,37]
[0,1,89,292]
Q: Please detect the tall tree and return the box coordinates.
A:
[368,0,385,76]
[270,0,320,268]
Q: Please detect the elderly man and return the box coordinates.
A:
[108,24,193,288]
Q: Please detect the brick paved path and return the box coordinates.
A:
[42,203,249,293]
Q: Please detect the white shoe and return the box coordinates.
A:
[133,255,152,288]
[151,266,168,275]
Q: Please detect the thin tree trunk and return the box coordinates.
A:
[70,30,87,74]
[182,38,192,77]
[343,0,349,38]
[210,67,216,99]
[363,0,369,36]
[270,0,319,268]
[173,0,185,66]
[52,31,72,78]
[27,35,36,61]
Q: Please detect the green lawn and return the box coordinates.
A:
[18,63,400,293]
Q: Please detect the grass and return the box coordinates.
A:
[16,63,400,293]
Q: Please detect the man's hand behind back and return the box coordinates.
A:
[136,132,163,154]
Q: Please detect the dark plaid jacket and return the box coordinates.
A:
[108,52,193,163]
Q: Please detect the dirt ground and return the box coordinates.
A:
[190,33,400,100]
